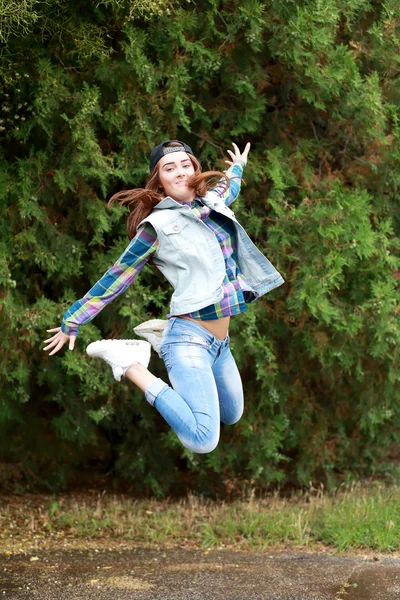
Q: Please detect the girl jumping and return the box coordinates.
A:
[43,140,284,453]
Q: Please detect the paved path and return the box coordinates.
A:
[1,547,399,599]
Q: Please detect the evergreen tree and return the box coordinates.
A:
[1,0,399,493]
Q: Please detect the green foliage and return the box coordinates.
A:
[0,0,399,494]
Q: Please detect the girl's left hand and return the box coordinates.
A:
[225,142,251,166]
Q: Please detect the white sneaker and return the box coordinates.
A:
[86,339,151,381]
[133,319,167,356]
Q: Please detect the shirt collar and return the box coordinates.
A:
[154,196,201,210]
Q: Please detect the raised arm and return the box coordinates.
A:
[43,223,158,355]
[207,142,251,207]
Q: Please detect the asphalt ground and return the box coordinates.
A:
[1,546,400,600]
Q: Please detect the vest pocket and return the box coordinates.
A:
[163,219,189,235]
[162,218,194,257]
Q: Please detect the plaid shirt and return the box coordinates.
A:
[61,161,256,336]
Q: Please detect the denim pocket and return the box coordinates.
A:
[169,333,212,349]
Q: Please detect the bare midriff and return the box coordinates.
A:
[179,315,230,341]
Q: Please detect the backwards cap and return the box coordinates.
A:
[149,139,194,172]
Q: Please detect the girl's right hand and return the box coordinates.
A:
[43,327,76,355]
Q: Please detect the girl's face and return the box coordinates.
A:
[158,151,196,203]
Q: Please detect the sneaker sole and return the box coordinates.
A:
[133,319,167,335]
[87,339,150,357]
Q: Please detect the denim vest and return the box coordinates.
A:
[139,191,284,315]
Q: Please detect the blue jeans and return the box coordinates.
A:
[144,317,244,454]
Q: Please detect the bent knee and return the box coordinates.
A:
[194,438,219,454]
[221,406,244,426]
[184,432,220,454]
[192,441,219,454]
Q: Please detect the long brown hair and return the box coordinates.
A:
[108,142,228,239]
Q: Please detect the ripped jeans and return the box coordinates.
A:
[144,317,244,454]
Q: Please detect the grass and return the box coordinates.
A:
[1,483,399,554]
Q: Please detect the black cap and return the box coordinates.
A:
[149,139,194,172]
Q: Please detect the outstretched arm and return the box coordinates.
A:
[43,223,158,355]
[208,142,251,207]
[225,142,251,169]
